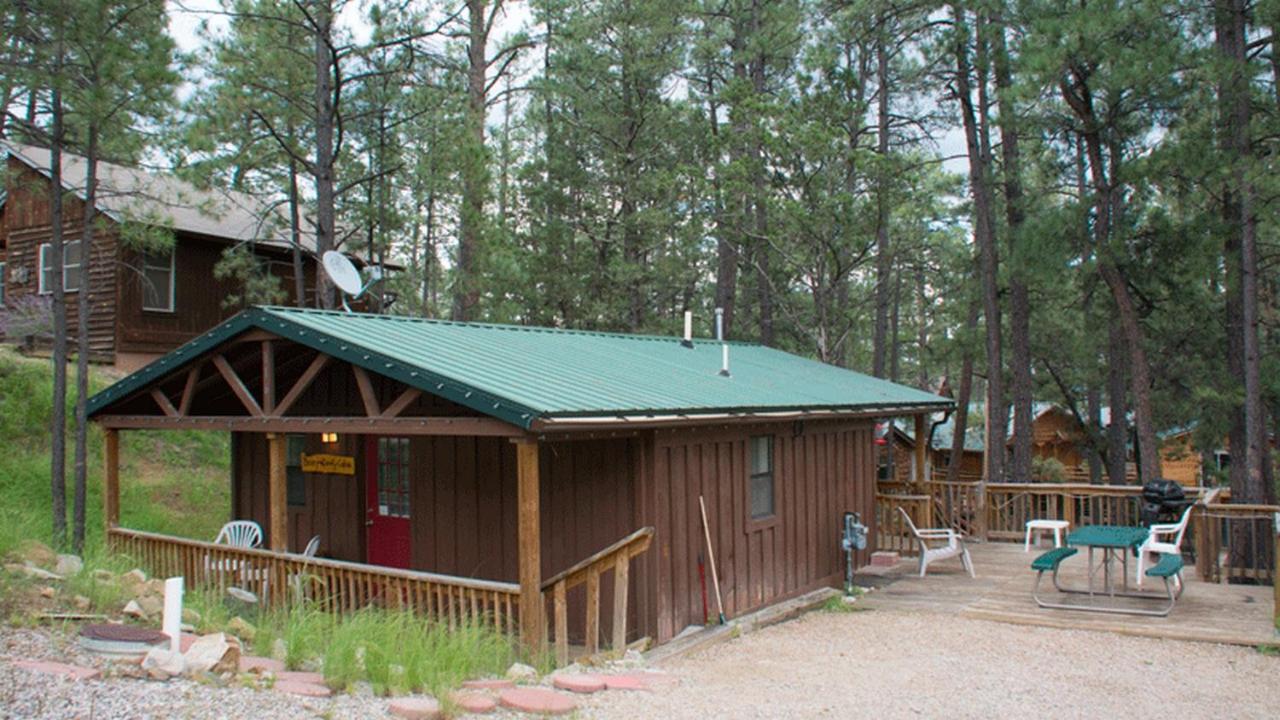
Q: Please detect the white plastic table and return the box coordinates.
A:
[1024,519,1071,552]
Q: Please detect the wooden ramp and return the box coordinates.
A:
[857,542,1278,648]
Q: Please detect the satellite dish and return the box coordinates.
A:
[321,250,386,312]
[322,251,363,296]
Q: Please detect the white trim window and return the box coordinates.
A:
[141,249,175,312]
[38,241,82,294]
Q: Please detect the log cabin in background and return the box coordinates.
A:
[86,306,951,655]
[0,141,323,371]
[883,401,1224,487]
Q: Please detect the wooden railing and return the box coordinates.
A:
[874,493,932,557]
[108,527,521,634]
[541,526,654,667]
[1195,503,1278,586]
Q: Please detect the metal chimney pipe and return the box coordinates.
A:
[714,307,724,341]
[682,311,694,348]
[720,344,731,377]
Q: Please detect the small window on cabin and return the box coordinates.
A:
[286,435,306,507]
[38,241,82,294]
[749,436,775,520]
[141,249,175,312]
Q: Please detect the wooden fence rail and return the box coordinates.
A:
[108,527,521,634]
[874,493,932,557]
[541,527,654,667]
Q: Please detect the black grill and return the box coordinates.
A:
[1139,479,1188,526]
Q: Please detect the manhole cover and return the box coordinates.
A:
[79,624,168,660]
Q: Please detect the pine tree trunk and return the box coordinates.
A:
[288,160,305,307]
[1106,318,1129,484]
[946,299,980,485]
[312,0,336,309]
[72,126,97,554]
[49,83,68,549]
[872,29,891,378]
[454,0,490,321]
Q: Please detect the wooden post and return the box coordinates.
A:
[267,433,287,551]
[913,414,928,487]
[516,440,544,656]
[1273,513,1279,631]
[103,428,119,530]
[612,554,630,652]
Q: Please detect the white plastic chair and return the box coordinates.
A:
[898,506,975,578]
[1136,504,1194,589]
[214,520,263,548]
[301,535,321,558]
[289,536,322,604]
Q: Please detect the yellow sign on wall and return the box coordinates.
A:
[301,453,356,476]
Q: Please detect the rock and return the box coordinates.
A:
[9,659,101,681]
[137,596,164,617]
[91,568,114,583]
[184,633,240,675]
[121,568,147,585]
[505,662,538,682]
[270,638,288,662]
[226,586,257,604]
[141,648,185,680]
[182,608,201,625]
[122,600,146,619]
[498,688,577,715]
[389,697,441,719]
[227,616,256,642]
[11,562,63,581]
[73,595,91,611]
[144,579,165,596]
[39,586,56,599]
[17,540,57,568]
[276,670,325,685]
[54,554,83,577]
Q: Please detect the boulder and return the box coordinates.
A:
[122,600,146,619]
[388,697,441,719]
[121,568,147,585]
[227,616,256,642]
[137,596,164,617]
[39,586,56,599]
[141,647,185,680]
[17,540,57,568]
[184,633,240,675]
[72,595,91,611]
[505,662,538,683]
[53,554,83,577]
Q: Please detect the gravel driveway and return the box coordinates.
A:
[580,608,1280,720]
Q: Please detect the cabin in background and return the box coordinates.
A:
[0,141,319,370]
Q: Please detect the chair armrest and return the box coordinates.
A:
[915,530,956,539]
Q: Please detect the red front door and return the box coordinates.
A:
[365,436,412,568]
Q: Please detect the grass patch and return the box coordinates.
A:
[0,346,229,559]
[821,589,867,614]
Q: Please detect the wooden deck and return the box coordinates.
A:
[856,541,1279,648]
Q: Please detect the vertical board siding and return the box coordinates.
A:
[645,422,876,643]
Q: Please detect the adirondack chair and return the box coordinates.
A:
[898,506,975,578]
[1136,504,1194,589]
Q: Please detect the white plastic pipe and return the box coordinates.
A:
[163,576,184,653]
[720,344,730,376]
[714,307,724,341]
[683,311,693,343]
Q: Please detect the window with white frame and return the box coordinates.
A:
[749,435,775,520]
[141,249,175,312]
[38,241,82,294]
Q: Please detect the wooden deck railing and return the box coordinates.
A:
[541,526,654,667]
[874,493,932,556]
[108,527,521,634]
[1196,502,1278,586]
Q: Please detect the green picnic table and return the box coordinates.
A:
[1067,525,1149,598]
[1030,524,1182,617]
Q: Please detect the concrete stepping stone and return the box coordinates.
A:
[462,678,514,690]
[498,688,578,715]
[602,672,677,691]
[552,673,607,694]
[9,660,101,681]
[450,692,497,714]
[277,670,325,684]
[273,679,331,697]
[239,655,286,674]
[178,633,199,653]
[389,696,441,719]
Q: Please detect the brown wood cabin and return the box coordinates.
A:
[87,307,951,658]
[880,419,983,485]
[0,141,335,371]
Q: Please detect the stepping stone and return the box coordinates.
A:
[9,660,101,681]
[498,688,578,715]
[450,692,497,714]
[178,633,199,653]
[602,672,677,691]
[273,679,331,697]
[239,655,286,674]
[389,696,441,719]
[277,670,325,685]
[462,678,514,690]
[552,673,607,694]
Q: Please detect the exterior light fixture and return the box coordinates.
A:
[321,432,339,444]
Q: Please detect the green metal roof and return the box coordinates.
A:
[88,306,952,429]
